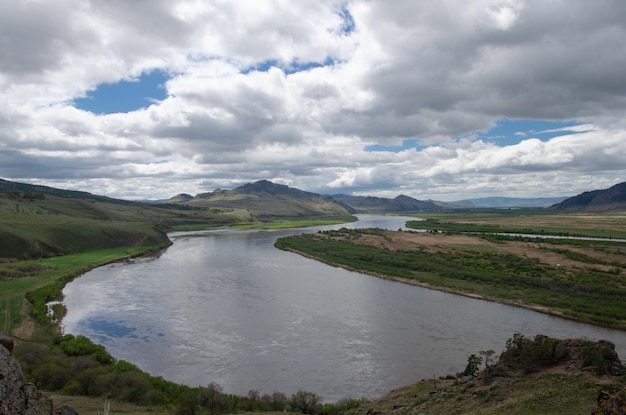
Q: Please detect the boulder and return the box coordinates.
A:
[0,342,53,415]
[0,333,13,352]
[592,388,626,415]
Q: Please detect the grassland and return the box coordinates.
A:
[275,211,626,328]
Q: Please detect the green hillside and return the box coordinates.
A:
[0,180,251,259]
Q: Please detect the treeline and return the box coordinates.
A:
[16,333,367,415]
[275,228,626,327]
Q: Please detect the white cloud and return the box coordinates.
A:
[1,0,625,200]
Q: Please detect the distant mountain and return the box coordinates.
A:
[331,194,442,213]
[550,182,626,211]
[450,196,568,209]
[178,180,355,218]
[166,193,194,204]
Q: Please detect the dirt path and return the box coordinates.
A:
[12,299,34,340]
[2,297,9,334]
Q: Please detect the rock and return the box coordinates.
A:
[0,333,13,352]
[610,365,624,376]
[459,375,474,384]
[591,388,626,415]
[0,343,53,415]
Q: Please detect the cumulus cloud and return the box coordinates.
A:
[0,0,625,200]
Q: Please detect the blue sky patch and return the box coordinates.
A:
[243,56,338,75]
[366,119,590,152]
[365,139,425,152]
[74,70,169,114]
[339,5,356,35]
[475,119,589,146]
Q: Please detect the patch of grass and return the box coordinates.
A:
[346,373,605,415]
[47,394,171,415]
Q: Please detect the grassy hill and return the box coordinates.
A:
[0,179,253,259]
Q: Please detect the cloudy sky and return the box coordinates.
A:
[1,0,625,201]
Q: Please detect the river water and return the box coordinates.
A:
[62,215,626,401]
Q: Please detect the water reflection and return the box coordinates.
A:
[62,215,626,401]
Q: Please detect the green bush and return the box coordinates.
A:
[289,390,322,415]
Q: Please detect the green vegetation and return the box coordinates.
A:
[231,215,357,230]
[347,371,608,415]
[407,210,626,239]
[15,332,368,415]
[0,190,255,259]
[275,227,626,327]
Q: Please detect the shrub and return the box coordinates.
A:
[289,391,322,415]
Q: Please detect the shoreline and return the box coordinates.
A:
[280,247,626,331]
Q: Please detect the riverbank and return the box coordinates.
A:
[279,245,574,323]
[275,228,626,329]
[1,243,171,340]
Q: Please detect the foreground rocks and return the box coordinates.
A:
[593,389,626,415]
[0,334,53,415]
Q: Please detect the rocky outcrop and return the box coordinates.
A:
[0,334,13,353]
[0,336,53,415]
[496,334,624,377]
[592,389,626,415]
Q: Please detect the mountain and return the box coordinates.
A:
[331,194,442,213]
[550,181,626,211]
[166,193,194,203]
[450,196,568,208]
[179,180,355,218]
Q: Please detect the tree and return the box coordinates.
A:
[198,383,228,415]
[289,391,321,415]
[461,354,483,377]
[479,349,496,369]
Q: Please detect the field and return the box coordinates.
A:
[276,211,626,328]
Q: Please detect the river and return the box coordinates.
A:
[62,215,626,401]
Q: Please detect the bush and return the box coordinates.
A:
[54,334,113,364]
[501,334,563,373]
[289,391,322,415]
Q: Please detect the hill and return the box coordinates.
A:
[0,179,250,259]
[331,194,441,213]
[550,181,626,212]
[450,196,568,208]
[176,180,356,218]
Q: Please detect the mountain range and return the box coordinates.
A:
[3,177,626,219]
